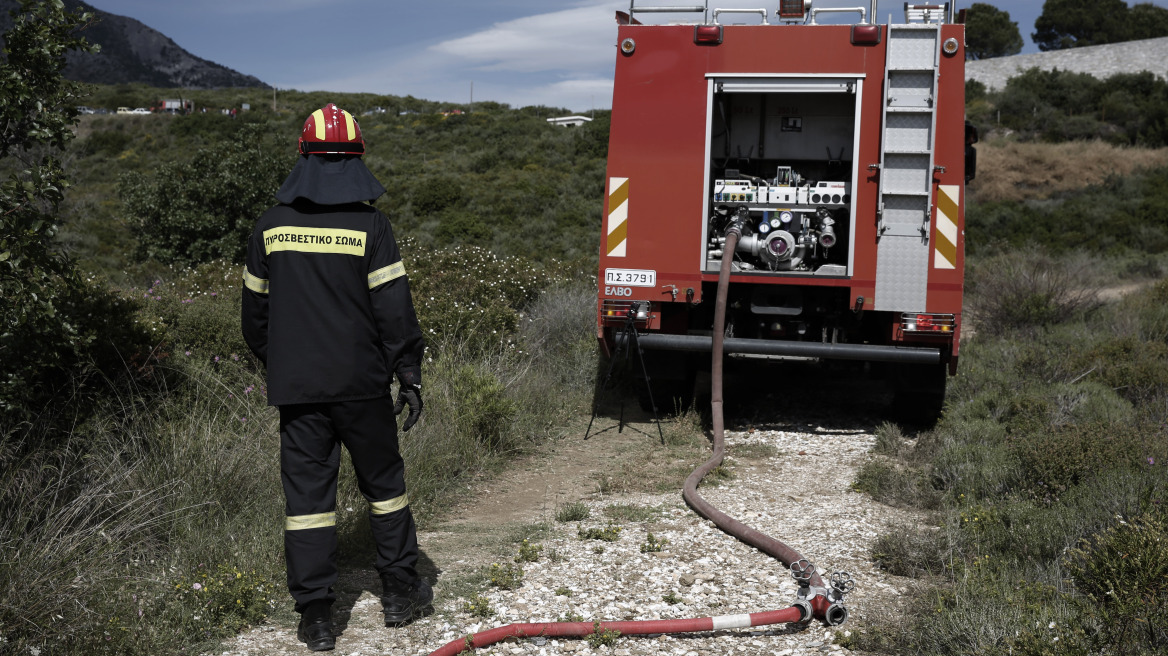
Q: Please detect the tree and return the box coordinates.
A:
[1034,0,1139,50]
[120,125,291,266]
[0,0,96,419]
[1128,3,1168,41]
[965,3,1024,59]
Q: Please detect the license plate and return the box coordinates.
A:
[604,268,656,287]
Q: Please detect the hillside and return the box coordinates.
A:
[0,0,263,88]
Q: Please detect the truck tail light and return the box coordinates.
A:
[778,0,806,19]
[901,313,955,333]
[851,24,881,45]
[601,300,653,325]
[694,25,722,45]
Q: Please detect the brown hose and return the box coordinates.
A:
[681,229,825,589]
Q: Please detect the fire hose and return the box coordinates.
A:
[426,213,852,656]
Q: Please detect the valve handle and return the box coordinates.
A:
[830,571,855,597]
[790,559,815,585]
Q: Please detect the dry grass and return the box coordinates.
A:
[971,140,1168,204]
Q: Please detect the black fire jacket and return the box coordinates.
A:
[241,199,423,406]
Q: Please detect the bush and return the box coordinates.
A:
[1065,511,1168,653]
[120,125,291,266]
[853,459,941,509]
[871,524,951,577]
[966,249,1099,335]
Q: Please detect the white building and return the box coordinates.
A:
[547,115,593,127]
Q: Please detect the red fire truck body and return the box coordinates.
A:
[597,2,969,411]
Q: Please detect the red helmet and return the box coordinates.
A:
[298,103,365,155]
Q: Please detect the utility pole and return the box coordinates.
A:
[272,86,277,112]
[469,81,474,113]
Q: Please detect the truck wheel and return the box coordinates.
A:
[890,362,947,425]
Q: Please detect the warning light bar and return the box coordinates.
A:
[778,0,806,19]
[851,24,881,45]
[694,24,723,44]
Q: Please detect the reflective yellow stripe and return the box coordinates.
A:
[263,227,367,256]
[285,512,336,531]
[370,494,409,515]
[368,261,406,289]
[607,177,629,257]
[343,110,356,141]
[311,109,326,140]
[242,269,269,294]
[934,185,959,270]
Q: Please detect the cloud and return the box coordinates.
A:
[430,2,622,75]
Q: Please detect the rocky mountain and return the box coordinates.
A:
[0,0,264,89]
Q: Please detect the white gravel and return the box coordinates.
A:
[214,424,922,656]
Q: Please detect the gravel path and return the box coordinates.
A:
[213,413,924,656]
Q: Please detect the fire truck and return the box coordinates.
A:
[596,1,973,417]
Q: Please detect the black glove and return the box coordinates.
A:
[394,384,423,432]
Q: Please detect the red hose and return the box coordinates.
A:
[427,606,805,656]
[682,228,826,589]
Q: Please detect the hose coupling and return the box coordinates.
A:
[824,602,849,626]
[726,205,750,238]
[791,599,814,624]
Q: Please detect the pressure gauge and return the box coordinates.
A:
[779,211,794,224]
[758,222,771,234]
[769,217,782,228]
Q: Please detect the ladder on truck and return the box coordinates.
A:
[873,3,946,312]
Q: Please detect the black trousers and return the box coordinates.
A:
[278,394,419,612]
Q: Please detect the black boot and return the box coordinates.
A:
[296,600,335,651]
[380,571,433,626]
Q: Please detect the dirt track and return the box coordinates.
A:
[212,368,923,656]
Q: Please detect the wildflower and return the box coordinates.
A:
[192,583,202,590]
[1150,457,1157,465]
[185,351,191,356]
[214,356,220,362]
[210,292,218,297]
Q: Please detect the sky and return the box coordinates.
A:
[83,0,1168,112]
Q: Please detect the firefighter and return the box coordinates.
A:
[242,103,432,651]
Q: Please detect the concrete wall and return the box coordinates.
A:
[965,37,1168,90]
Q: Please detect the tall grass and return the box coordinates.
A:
[0,257,598,654]
[970,140,1168,205]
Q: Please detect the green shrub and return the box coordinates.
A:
[588,622,621,648]
[515,539,542,563]
[120,125,291,266]
[487,562,524,590]
[852,459,941,509]
[639,533,669,553]
[556,501,591,523]
[578,523,622,542]
[1065,511,1168,653]
[167,564,277,636]
[445,363,517,451]
[1012,422,1164,501]
[871,524,951,577]
[966,249,1099,335]
[463,594,493,618]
